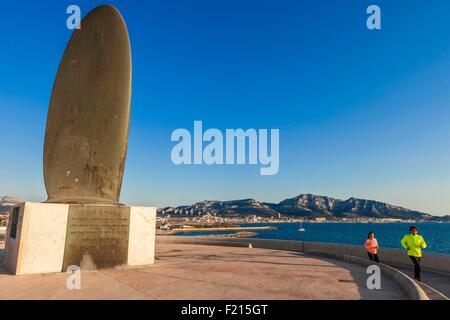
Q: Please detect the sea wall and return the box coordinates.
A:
[156,236,450,275]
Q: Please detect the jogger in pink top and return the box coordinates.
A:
[365,231,379,263]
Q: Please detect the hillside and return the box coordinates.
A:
[159,194,434,220]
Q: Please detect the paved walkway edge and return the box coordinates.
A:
[156,236,435,300]
[304,249,429,300]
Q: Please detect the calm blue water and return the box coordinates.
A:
[172,222,450,255]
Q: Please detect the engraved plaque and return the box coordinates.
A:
[63,205,130,270]
[9,207,20,239]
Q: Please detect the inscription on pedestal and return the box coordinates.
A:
[63,205,130,270]
[9,207,20,239]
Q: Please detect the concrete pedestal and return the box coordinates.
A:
[3,202,156,275]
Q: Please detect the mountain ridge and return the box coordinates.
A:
[0,195,24,212]
[158,193,440,220]
[1,194,447,220]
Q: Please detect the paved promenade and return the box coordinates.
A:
[0,243,406,299]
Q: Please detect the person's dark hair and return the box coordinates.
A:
[368,231,374,238]
[409,226,418,232]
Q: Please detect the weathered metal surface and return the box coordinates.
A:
[44,5,132,204]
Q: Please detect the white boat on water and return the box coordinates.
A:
[298,222,306,232]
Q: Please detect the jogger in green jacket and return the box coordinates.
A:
[401,226,427,281]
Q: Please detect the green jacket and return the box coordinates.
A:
[401,234,427,257]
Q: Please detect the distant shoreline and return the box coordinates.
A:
[159,221,450,255]
[157,225,277,235]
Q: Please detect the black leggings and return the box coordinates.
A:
[367,252,379,263]
[409,256,421,281]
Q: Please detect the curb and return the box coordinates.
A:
[303,249,430,300]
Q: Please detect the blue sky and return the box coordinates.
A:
[1,0,450,215]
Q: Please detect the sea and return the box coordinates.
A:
[171,222,450,255]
